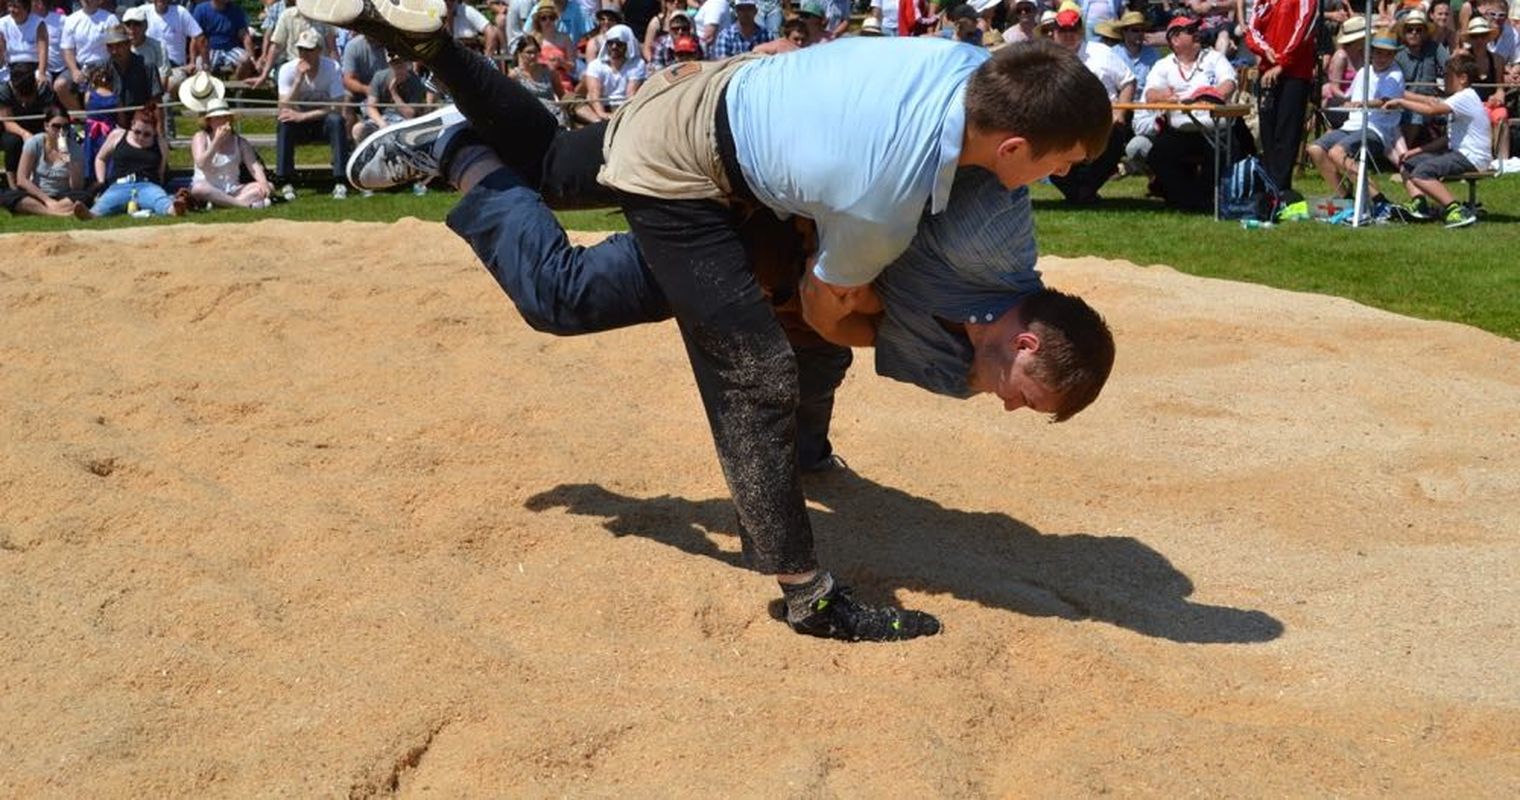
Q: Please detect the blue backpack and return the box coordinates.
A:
[1219,156,1282,222]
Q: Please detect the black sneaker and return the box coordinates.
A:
[1403,196,1435,221]
[789,584,941,642]
[346,104,466,190]
[297,0,448,60]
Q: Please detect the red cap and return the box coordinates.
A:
[1055,8,1081,28]
[672,34,700,54]
[1167,15,1200,34]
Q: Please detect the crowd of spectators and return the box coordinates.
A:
[2,0,1517,224]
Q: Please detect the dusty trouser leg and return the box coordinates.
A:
[620,193,817,575]
[792,342,852,471]
[445,167,671,334]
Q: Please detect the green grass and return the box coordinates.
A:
[5,136,1517,338]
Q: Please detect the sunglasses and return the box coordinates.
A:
[606,40,626,46]
[537,12,558,20]
[131,127,156,136]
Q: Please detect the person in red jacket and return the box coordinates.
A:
[1245,0,1318,196]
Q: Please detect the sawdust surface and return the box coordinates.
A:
[2,219,1517,796]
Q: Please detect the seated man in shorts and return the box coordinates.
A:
[192,0,256,79]
[1383,52,1491,228]
[1305,30,1404,203]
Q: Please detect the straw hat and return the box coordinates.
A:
[1393,8,1434,37]
[1464,16,1494,38]
[201,97,235,120]
[1336,14,1367,45]
[177,71,225,113]
[1096,9,1146,39]
[1037,9,1058,30]
[1370,30,1400,51]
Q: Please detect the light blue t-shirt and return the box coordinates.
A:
[873,168,1044,399]
[725,37,986,288]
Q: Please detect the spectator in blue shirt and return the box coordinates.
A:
[192,0,255,79]
[710,0,771,58]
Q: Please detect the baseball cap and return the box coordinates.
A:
[296,29,323,50]
[1166,15,1200,36]
[1037,9,1058,28]
[1054,8,1081,28]
[121,6,149,24]
[798,0,826,17]
[673,34,700,54]
[733,0,758,6]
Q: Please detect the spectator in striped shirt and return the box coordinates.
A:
[711,0,771,57]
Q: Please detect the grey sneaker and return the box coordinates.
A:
[297,0,448,59]
[346,105,466,190]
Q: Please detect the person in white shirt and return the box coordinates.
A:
[582,21,643,119]
[1142,14,1243,212]
[30,0,65,80]
[1305,31,1404,200]
[693,0,731,47]
[274,29,349,193]
[446,0,500,52]
[1,0,48,85]
[1050,7,1134,203]
[146,0,204,69]
[868,0,899,36]
[1384,51,1492,228]
[55,0,117,110]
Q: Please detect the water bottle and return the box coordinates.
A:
[126,188,139,215]
[412,181,428,197]
[1240,219,1273,230]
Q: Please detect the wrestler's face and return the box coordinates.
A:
[990,138,1088,189]
[996,335,1062,414]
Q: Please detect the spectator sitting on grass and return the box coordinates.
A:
[78,104,188,219]
[1384,52,1490,228]
[0,107,91,217]
[275,28,349,198]
[189,98,271,209]
[354,50,426,141]
[1,62,55,189]
[1306,30,1404,201]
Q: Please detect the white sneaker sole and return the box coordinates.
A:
[345,104,462,190]
[297,0,445,34]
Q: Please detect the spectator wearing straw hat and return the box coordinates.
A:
[1458,14,1508,127]
[1306,29,1403,202]
[1394,7,1449,146]
[857,16,884,36]
[190,97,272,208]
[1050,5,1133,203]
[1324,13,1367,128]
[712,0,772,56]
[275,28,349,197]
[55,0,117,111]
[867,0,899,37]
[192,0,256,80]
